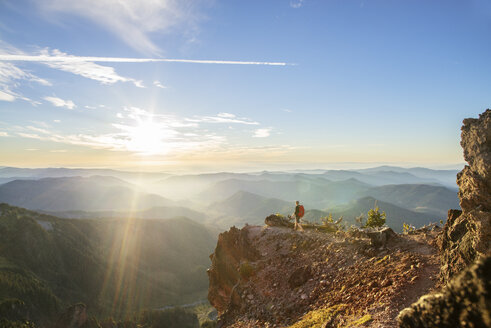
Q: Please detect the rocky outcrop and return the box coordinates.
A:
[399,110,491,327]
[207,226,260,315]
[365,227,397,247]
[265,214,294,228]
[440,109,491,281]
[397,255,491,328]
[208,223,440,327]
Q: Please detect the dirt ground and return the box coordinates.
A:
[219,225,441,328]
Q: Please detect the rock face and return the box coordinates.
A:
[397,255,491,328]
[440,109,491,281]
[398,110,491,327]
[207,226,260,315]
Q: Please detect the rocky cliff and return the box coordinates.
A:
[208,223,441,327]
[397,110,491,327]
[439,109,491,281]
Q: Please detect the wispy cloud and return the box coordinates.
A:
[0,58,50,103]
[7,104,279,158]
[0,90,15,102]
[12,106,226,156]
[187,112,259,125]
[253,128,272,138]
[0,53,289,66]
[44,96,76,109]
[34,0,203,55]
[153,80,166,89]
[290,0,305,8]
[0,131,8,137]
[0,48,287,94]
[37,48,144,86]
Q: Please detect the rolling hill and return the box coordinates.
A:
[0,176,174,211]
[360,184,459,217]
[198,177,371,209]
[41,205,208,223]
[328,196,441,232]
[208,191,293,227]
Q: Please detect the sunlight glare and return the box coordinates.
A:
[126,119,174,155]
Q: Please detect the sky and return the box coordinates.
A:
[0,0,490,172]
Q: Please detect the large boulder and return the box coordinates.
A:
[265,214,294,228]
[440,109,491,281]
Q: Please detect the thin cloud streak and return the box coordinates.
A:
[0,54,289,66]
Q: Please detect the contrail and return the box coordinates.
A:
[0,54,289,66]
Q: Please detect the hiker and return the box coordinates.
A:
[293,201,304,231]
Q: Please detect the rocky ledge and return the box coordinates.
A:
[208,224,441,327]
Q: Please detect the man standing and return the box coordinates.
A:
[294,201,304,231]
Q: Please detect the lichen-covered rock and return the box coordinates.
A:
[397,255,491,328]
[265,214,294,228]
[207,226,260,315]
[440,109,491,282]
[365,227,397,247]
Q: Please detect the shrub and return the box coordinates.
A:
[365,207,386,228]
[402,223,415,234]
[321,213,334,225]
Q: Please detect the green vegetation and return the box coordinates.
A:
[239,261,255,279]
[343,314,373,327]
[321,213,334,224]
[191,303,217,326]
[0,299,37,328]
[0,203,216,326]
[365,205,386,228]
[288,304,346,328]
[135,308,199,328]
[402,222,416,234]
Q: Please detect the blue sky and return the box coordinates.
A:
[0,0,490,171]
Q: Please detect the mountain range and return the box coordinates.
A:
[0,166,461,231]
[0,176,173,211]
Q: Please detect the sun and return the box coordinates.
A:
[125,120,174,155]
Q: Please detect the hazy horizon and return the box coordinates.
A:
[0,162,465,174]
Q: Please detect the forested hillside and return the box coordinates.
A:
[0,204,217,326]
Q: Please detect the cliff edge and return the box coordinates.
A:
[208,224,441,327]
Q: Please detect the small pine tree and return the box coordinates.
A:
[321,213,334,225]
[365,206,386,228]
